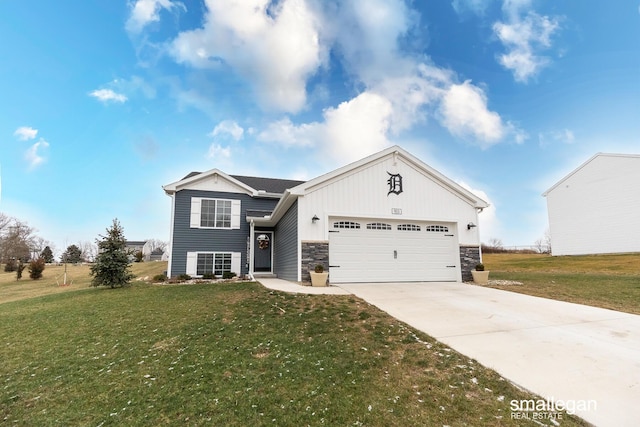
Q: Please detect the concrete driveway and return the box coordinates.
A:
[337,282,640,427]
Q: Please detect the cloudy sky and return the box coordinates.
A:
[1,0,638,255]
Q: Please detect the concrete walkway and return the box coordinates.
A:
[336,282,640,427]
[257,278,350,295]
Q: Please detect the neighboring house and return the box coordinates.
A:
[125,240,146,255]
[543,153,640,256]
[163,145,489,283]
[147,248,165,262]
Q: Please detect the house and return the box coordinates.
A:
[162,145,489,283]
[125,240,146,255]
[543,153,640,256]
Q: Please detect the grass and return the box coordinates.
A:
[0,262,167,305]
[0,279,588,425]
[483,252,640,315]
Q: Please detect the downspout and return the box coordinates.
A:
[249,219,255,280]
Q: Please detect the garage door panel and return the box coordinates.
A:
[329,218,460,283]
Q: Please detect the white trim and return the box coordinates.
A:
[167,194,175,277]
[249,220,255,277]
[231,200,241,229]
[190,197,202,228]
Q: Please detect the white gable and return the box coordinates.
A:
[163,169,254,196]
[293,146,487,246]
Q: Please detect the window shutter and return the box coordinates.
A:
[231,200,241,229]
[190,198,202,228]
[186,252,198,276]
[231,252,241,275]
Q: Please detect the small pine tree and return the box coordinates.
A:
[90,219,135,288]
[134,250,144,263]
[28,258,46,280]
[41,246,55,263]
[62,244,83,264]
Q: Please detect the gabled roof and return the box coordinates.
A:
[251,145,489,225]
[163,169,304,197]
[288,145,488,207]
[230,175,305,194]
[542,152,640,196]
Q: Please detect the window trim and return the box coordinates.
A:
[186,251,241,277]
[190,197,241,230]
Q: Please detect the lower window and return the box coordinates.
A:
[197,253,232,276]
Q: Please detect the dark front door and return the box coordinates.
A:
[254,232,273,272]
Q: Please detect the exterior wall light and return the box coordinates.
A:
[312,215,320,224]
[467,222,477,230]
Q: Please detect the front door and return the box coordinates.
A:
[254,231,273,273]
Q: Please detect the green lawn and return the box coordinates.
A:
[0,281,588,426]
[483,253,640,315]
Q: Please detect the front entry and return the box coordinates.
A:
[254,231,273,273]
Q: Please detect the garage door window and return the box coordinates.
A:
[426,225,449,232]
[333,221,361,229]
[366,222,392,230]
[397,224,420,231]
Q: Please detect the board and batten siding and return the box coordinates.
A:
[545,154,640,256]
[274,200,298,281]
[170,189,278,277]
[297,156,481,245]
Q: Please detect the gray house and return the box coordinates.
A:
[163,146,488,282]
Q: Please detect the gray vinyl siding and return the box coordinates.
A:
[274,200,298,281]
[170,190,278,277]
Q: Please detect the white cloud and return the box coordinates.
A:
[538,128,575,147]
[14,126,38,141]
[452,0,493,15]
[126,0,185,34]
[25,138,49,169]
[439,81,504,145]
[170,0,323,113]
[207,143,231,160]
[259,91,394,163]
[210,120,244,141]
[89,89,128,103]
[493,6,561,82]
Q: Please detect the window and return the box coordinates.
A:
[201,199,232,228]
[366,222,392,230]
[397,224,420,231]
[333,221,361,229]
[191,198,240,229]
[197,253,232,276]
[425,225,449,233]
[187,251,240,277]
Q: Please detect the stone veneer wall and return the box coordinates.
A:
[301,241,329,283]
[459,245,481,282]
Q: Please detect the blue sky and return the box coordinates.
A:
[1,0,638,256]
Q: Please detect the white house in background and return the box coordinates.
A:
[163,145,489,283]
[543,153,640,256]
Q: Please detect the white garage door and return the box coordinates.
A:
[328,218,459,283]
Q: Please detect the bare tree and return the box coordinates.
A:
[78,240,97,262]
[144,239,168,254]
[0,218,36,263]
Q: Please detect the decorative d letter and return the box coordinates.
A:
[387,172,403,196]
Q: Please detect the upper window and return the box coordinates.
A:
[201,199,232,228]
[366,222,392,230]
[397,224,420,231]
[333,221,361,229]
[425,225,449,233]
